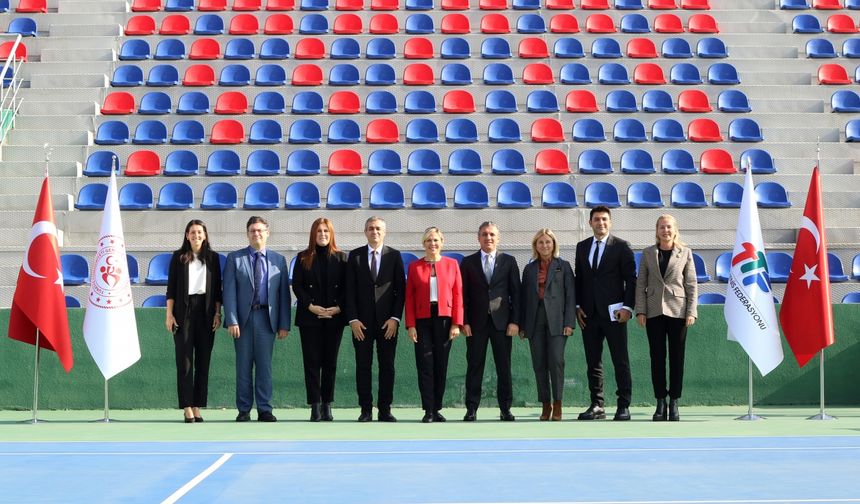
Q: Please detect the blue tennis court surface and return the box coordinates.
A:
[2,437,859,503]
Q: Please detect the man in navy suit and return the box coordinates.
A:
[223,216,291,422]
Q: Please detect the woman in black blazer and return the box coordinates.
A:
[165,219,222,423]
[293,217,348,422]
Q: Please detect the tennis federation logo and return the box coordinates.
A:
[731,242,771,293]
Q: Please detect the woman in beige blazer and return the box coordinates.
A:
[634,215,697,422]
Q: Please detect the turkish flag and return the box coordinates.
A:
[779,167,835,367]
[7,177,73,372]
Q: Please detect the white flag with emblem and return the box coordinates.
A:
[83,169,140,379]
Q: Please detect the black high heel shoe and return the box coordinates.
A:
[668,399,680,421]
[184,416,195,423]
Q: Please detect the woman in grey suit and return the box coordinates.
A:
[520,228,575,421]
[635,214,697,422]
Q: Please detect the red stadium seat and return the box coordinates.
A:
[370,13,399,33]
[229,13,260,33]
[266,0,295,9]
[813,0,842,8]
[480,0,508,9]
[159,14,191,35]
[198,0,228,10]
[442,0,469,9]
[818,63,852,84]
[333,13,363,33]
[189,38,222,59]
[295,38,326,59]
[371,0,399,9]
[292,64,323,85]
[827,14,858,33]
[535,149,570,174]
[519,38,549,58]
[328,150,363,175]
[654,13,684,32]
[328,91,361,114]
[546,0,575,9]
[211,119,245,143]
[531,119,565,142]
[102,92,136,115]
[366,119,399,143]
[125,150,162,176]
[126,15,157,35]
[688,13,718,32]
[183,64,216,86]
[441,14,470,33]
[403,63,435,85]
[214,91,249,114]
[581,0,610,8]
[443,90,476,113]
[550,14,580,33]
[586,14,616,33]
[523,63,554,84]
[263,13,294,33]
[627,38,658,58]
[0,41,25,62]
[634,63,666,84]
[688,118,723,141]
[648,0,677,9]
[481,14,511,33]
[566,90,599,112]
[681,0,710,8]
[233,0,262,10]
[132,0,162,12]
[336,0,364,9]
[678,89,712,112]
[16,0,47,13]
[404,38,434,59]
[700,149,736,174]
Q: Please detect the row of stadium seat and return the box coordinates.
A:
[118,36,728,60]
[0,0,45,13]
[806,37,860,57]
[125,12,718,35]
[84,148,776,177]
[782,0,860,9]
[792,13,860,33]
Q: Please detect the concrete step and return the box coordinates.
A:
[30,73,107,88]
[40,48,115,63]
[15,115,96,130]
[48,23,123,37]
[0,177,77,196]
[0,162,80,178]
[17,36,119,51]
[19,100,98,116]
[20,88,101,101]
[3,145,87,163]
[58,0,128,14]
[0,194,73,211]
[6,129,91,146]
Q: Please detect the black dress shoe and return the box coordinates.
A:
[236,411,251,422]
[310,403,321,422]
[668,398,680,421]
[378,410,397,422]
[613,407,631,421]
[653,398,667,422]
[421,411,434,423]
[321,402,334,421]
[194,416,204,423]
[500,409,515,422]
[432,411,446,422]
[184,416,195,424]
[258,411,277,422]
[577,404,606,420]
[357,409,373,422]
[463,409,477,422]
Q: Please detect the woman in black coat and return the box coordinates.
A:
[292,217,348,422]
[165,219,222,423]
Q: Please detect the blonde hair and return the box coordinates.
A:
[531,228,560,260]
[654,214,686,248]
[422,226,444,244]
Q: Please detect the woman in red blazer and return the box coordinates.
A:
[406,227,463,423]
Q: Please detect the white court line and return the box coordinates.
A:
[421,500,860,504]
[160,452,232,504]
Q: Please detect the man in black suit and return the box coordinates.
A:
[574,206,636,421]
[461,222,521,422]
[344,216,405,423]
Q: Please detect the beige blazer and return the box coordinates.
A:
[634,245,698,320]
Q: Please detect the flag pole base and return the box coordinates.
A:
[735,413,764,421]
[18,418,47,424]
[807,413,836,421]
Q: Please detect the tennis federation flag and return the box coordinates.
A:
[83,170,140,379]
[779,167,835,367]
[8,176,73,372]
[724,168,784,376]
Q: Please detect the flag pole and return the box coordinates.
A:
[27,330,42,424]
[736,357,763,420]
[102,379,111,423]
[808,349,836,420]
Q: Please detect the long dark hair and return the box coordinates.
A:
[179,219,213,265]
[300,217,339,270]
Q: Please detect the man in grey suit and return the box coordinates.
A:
[222,216,291,422]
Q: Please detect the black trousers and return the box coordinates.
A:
[414,306,452,412]
[352,317,398,410]
[582,312,632,408]
[173,294,215,409]
[646,315,688,400]
[465,314,513,410]
[528,303,568,403]
[299,322,344,404]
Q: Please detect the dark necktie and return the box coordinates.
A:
[591,240,601,272]
[483,254,493,283]
[253,251,264,305]
[370,250,378,282]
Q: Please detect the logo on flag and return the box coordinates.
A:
[731,242,771,292]
[89,234,133,309]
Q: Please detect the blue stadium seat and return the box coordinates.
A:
[111,65,144,87]
[717,89,751,112]
[364,91,396,114]
[194,14,225,35]
[84,151,118,177]
[249,119,283,144]
[853,253,860,280]
[200,182,238,209]
[404,90,436,113]
[406,0,434,9]
[481,37,512,59]
[147,64,180,86]
[620,149,655,174]
[366,39,396,59]
[661,149,696,174]
[715,252,731,282]
[670,63,702,84]
[8,16,37,37]
[289,119,322,143]
[559,63,592,84]
[652,118,686,142]
[255,64,286,86]
[766,252,792,283]
[142,295,167,307]
[572,118,606,142]
[243,181,280,209]
[448,149,483,175]
[164,150,199,176]
[483,63,515,84]
[670,182,707,208]
[65,295,82,308]
[497,181,532,208]
[225,38,255,59]
[514,0,540,8]
[293,92,324,113]
[541,181,577,208]
[157,182,194,209]
[176,92,209,114]
[119,182,153,210]
[578,149,613,174]
[527,90,559,112]
[205,150,241,176]
[755,182,791,208]
[331,38,360,60]
[171,119,204,144]
[606,90,638,113]
[368,149,402,175]
[139,91,171,114]
[442,252,464,263]
[491,149,526,174]
[598,63,630,84]
[154,38,186,60]
[366,63,396,85]
[287,150,321,175]
[75,184,108,210]
[165,0,193,8]
[708,63,740,84]
[300,14,329,34]
[145,253,172,285]
[620,13,650,33]
[133,120,168,144]
[592,38,622,58]
[441,37,470,59]
[828,252,849,282]
[369,181,405,209]
[584,182,621,208]
[219,64,251,86]
[806,38,837,58]
[406,13,434,34]
[301,0,328,10]
[847,119,860,141]
[488,118,521,142]
[328,119,361,144]
[616,0,644,9]
[326,182,361,209]
[119,40,151,60]
[627,181,663,208]
[406,119,439,143]
[698,293,725,304]
[642,89,676,112]
[407,149,442,174]
[831,90,860,112]
[729,118,763,142]
[842,292,860,303]
[792,14,823,33]
[95,120,129,145]
[848,0,860,8]
[517,14,547,34]
[453,181,489,209]
[662,38,692,58]
[697,37,728,58]
[60,254,89,285]
[741,149,776,174]
[780,0,809,8]
[441,63,472,85]
[412,181,447,208]
[554,38,585,58]
[843,38,860,58]
[485,89,518,112]
[260,38,290,59]
[329,63,360,86]
[246,150,281,176]
[713,181,743,208]
[285,181,321,209]
[253,91,285,114]
[614,118,647,142]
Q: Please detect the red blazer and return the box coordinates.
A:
[405,257,464,328]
